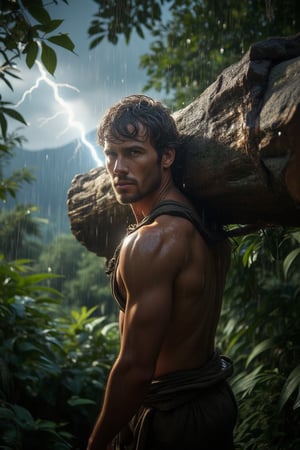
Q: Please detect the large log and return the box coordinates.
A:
[67,34,300,258]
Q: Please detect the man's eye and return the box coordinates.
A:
[129,149,141,156]
[105,151,116,158]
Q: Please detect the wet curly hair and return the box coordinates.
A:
[97,94,184,187]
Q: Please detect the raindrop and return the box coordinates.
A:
[220,47,224,54]
[4,277,10,286]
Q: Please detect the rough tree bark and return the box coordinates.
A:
[67,34,300,258]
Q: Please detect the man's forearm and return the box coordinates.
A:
[87,359,152,450]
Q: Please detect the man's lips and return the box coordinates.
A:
[114,179,136,189]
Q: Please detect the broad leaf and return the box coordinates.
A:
[279,365,300,411]
[1,107,27,125]
[25,41,39,69]
[246,338,276,368]
[0,113,8,138]
[34,19,64,34]
[68,396,96,406]
[47,34,75,52]
[23,0,51,24]
[12,404,35,426]
[41,42,57,75]
[283,247,300,279]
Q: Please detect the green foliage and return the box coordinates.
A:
[141,0,300,107]
[0,133,33,201]
[35,234,117,318]
[0,3,120,448]
[89,0,163,46]
[0,256,119,449]
[1,0,75,84]
[63,251,116,316]
[35,234,84,292]
[0,0,75,203]
[0,102,27,141]
[0,205,42,260]
[89,0,300,107]
[218,228,300,449]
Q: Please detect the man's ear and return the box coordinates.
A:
[161,147,175,168]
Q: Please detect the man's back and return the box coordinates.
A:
[116,200,231,377]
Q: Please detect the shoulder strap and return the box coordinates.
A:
[128,200,224,244]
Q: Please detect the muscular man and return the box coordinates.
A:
[87,95,237,450]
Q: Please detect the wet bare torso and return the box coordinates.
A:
[116,210,230,378]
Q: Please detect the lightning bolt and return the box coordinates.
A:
[15,59,102,167]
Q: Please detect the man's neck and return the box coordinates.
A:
[130,184,187,223]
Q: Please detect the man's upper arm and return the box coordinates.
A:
[117,225,182,372]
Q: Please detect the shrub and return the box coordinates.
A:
[0,256,119,449]
[218,228,300,449]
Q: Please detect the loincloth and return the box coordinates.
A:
[113,351,237,450]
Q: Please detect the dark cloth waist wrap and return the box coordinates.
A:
[144,350,233,410]
[113,351,235,450]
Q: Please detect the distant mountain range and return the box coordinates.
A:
[3,129,104,239]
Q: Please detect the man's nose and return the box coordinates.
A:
[113,156,128,174]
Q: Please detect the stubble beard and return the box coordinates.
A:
[114,173,162,206]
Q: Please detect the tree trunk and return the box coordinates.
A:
[67,34,300,258]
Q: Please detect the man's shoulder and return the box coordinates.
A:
[122,214,195,260]
[153,213,196,236]
[119,220,188,283]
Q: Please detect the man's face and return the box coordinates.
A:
[104,124,163,205]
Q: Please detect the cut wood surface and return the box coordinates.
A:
[67,34,300,258]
